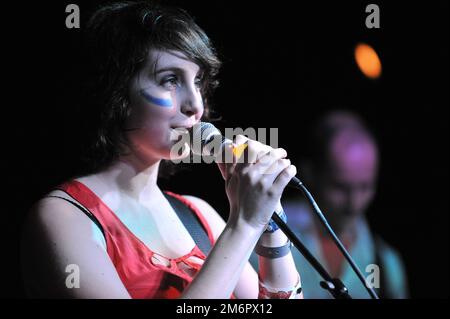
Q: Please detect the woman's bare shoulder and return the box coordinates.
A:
[20,191,130,298]
[23,190,107,250]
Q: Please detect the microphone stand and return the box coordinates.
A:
[271,213,352,299]
[272,178,379,299]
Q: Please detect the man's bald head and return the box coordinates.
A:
[328,127,378,182]
[308,111,379,224]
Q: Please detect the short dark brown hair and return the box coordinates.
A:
[80,1,221,174]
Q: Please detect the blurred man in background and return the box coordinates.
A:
[282,110,408,298]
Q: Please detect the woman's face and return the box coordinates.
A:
[125,49,204,163]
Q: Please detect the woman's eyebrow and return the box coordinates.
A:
[155,66,183,74]
[155,66,201,75]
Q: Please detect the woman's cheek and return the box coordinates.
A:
[127,90,176,128]
[140,89,178,115]
[140,90,174,108]
[126,121,173,159]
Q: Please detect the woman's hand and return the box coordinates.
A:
[217,135,297,231]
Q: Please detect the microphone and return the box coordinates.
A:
[189,122,303,189]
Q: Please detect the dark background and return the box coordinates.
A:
[2,0,448,298]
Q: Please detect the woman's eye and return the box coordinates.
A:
[160,74,203,90]
[195,76,203,89]
[161,76,179,89]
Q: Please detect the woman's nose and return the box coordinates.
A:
[180,85,203,119]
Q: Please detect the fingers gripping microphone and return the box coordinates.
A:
[189,122,303,189]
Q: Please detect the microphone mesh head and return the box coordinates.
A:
[190,122,221,155]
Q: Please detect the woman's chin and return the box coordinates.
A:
[166,142,191,162]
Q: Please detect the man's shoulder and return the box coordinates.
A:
[374,236,403,261]
[373,235,409,298]
[373,235,407,281]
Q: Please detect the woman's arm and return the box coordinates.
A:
[183,196,259,299]
[180,137,301,299]
[21,197,132,298]
[181,196,259,298]
[180,219,261,299]
[186,196,302,299]
[257,225,304,299]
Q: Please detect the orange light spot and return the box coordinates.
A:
[354,43,382,79]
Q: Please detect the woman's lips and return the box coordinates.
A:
[170,124,193,130]
[170,127,190,142]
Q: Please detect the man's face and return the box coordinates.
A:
[317,131,378,222]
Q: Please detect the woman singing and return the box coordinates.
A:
[21,1,302,299]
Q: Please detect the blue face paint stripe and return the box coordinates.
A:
[141,91,173,107]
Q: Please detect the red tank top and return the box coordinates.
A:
[57,180,216,299]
